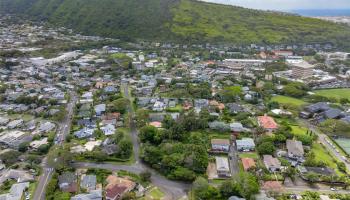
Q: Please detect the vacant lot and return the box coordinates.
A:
[270,95,306,106]
[314,89,350,100]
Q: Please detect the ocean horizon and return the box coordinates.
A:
[290,9,350,17]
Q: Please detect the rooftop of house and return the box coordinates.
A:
[258,115,278,129]
[211,139,230,146]
[241,157,256,171]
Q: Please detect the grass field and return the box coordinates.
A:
[238,152,259,159]
[270,95,306,106]
[311,143,343,175]
[147,187,165,200]
[334,138,350,155]
[291,125,308,136]
[314,89,350,100]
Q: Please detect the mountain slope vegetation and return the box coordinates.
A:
[1,0,350,47]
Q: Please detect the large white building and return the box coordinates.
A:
[291,61,314,79]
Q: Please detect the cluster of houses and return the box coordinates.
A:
[58,171,144,200]
[300,102,350,124]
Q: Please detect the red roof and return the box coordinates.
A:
[106,185,128,200]
[241,158,256,171]
[258,115,278,129]
[262,181,283,192]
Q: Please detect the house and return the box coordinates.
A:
[80,175,97,191]
[74,128,95,139]
[105,175,136,200]
[102,144,119,155]
[257,115,278,133]
[263,155,281,172]
[7,119,24,129]
[241,158,256,171]
[194,99,209,110]
[226,103,244,114]
[262,181,284,194]
[71,189,102,200]
[305,102,329,114]
[0,117,9,126]
[236,138,255,152]
[38,121,56,133]
[101,124,116,136]
[323,108,343,119]
[211,139,230,152]
[149,121,162,128]
[215,157,231,177]
[153,100,166,112]
[84,140,102,151]
[286,140,304,162]
[0,169,34,184]
[0,182,29,200]
[58,172,78,193]
[94,104,106,116]
[29,137,48,150]
[104,86,118,93]
[81,92,93,99]
[230,122,244,132]
[209,121,230,132]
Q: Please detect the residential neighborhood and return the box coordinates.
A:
[0,13,350,200]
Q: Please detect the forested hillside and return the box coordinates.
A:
[1,0,350,48]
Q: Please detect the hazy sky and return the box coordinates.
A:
[201,0,350,10]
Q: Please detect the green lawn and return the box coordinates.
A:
[270,95,306,106]
[314,89,350,101]
[291,125,308,136]
[311,143,343,175]
[148,187,165,200]
[239,152,259,159]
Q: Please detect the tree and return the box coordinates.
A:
[337,162,347,173]
[305,172,319,184]
[139,126,163,145]
[162,114,176,129]
[235,172,260,200]
[38,144,51,154]
[54,192,71,200]
[135,109,149,127]
[169,167,196,181]
[18,142,30,152]
[257,141,276,155]
[140,170,152,182]
[192,177,219,200]
[47,147,73,171]
[284,167,296,181]
[46,173,58,200]
[118,139,133,159]
[0,150,21,166]
[219,179,241,198]
[111,98,130,114]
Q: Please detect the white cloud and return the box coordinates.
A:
[201,0,350,10]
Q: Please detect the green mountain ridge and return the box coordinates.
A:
[1,0,350,48]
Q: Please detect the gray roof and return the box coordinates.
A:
[71,189,102,200]
[80,175,96,190]
[286,140,304,157]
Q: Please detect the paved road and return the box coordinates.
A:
[32,92,77,200]
[282,186,350,194]
[298,119,350,172]
[228,143,239,176]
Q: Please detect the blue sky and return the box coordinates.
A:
[201,0,350,10]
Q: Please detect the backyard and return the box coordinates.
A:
[270,95,307,106]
